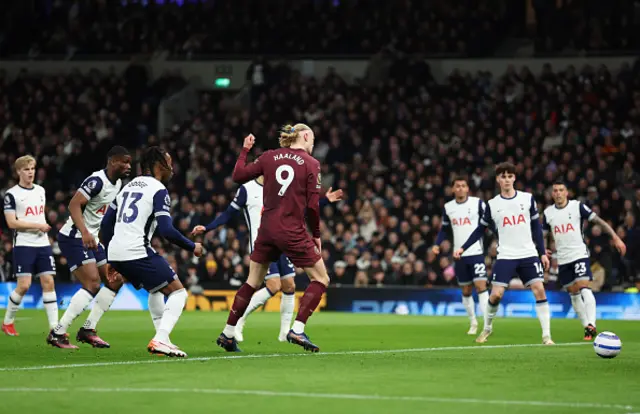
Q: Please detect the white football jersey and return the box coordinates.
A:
[482,191,539,260]
[442,196,485,256]
[231,180,263,251]
[107,176,171,261]
[59,169,122,240]
[543,200,595,265]
[3,184,49,247]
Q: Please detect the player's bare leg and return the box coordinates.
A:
[51,263,104,348]
[287,259,330,353]
[531,281,554,345]
[461,284,478,335]
[2,276,32,336]
[218,260,269,352]
[476,285,505,343]
[278,277,296,341]
[569,280,596,340]
[75,264,122,348]
[147,280,189,357]
[235,277,281,342]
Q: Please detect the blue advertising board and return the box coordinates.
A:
[325,287,640,320]
[0,282,149,311]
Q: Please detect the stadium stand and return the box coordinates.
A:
[0,55,638,292]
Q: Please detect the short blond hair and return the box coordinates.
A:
[14,155,36,172]
[279,123,311,148]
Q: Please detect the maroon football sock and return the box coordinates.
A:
[295,281,326,324]
[226,283,256,326]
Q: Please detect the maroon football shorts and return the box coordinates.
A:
[251,229,321,268]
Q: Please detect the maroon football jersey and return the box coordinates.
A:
[232,147,321,237]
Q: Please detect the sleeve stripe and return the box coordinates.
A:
[154,211,171,218]
[109,202,117,209]
[230,201,241,210]
[588,212,596,221]
[480,219,488,226]
[3,209,15,213]
[531,213,540,220]
[78,188,91,200]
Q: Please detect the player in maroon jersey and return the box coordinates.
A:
[216,124,330,353]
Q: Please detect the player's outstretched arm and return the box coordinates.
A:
[591,215,627,255]
[192,203,241,236]
[156,215,197,252]
[100,203,117,247]
[231,134,263,184]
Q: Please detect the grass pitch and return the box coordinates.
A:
[0,311,638,414]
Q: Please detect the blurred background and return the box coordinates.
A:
[0,1,638,313]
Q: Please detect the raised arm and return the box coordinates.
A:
[232,134,264,184]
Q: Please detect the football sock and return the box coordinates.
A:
[4,290,24,325]
[239,287,273,321]
[280,291,295,335]
[54,289,93,335]
[580,287,597,327]
[226,283,256,327]
[83,287,117,330]
[570,293,588,328]
[148,292,165,331]
[536,299,551,338]
[484,298,499,331]
[477,289,489,316]
[154,289,187,344]
[293,281,326,330]
[42,291,59,329]
[462,294,476,323]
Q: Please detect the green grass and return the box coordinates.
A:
[0,311,638,414]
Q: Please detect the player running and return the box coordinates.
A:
[49,146,132,349]
[542,180,626,340]
[217,125,330,353]
[2,155,58,337]
[432,176,489,335]
[101,147,203,357]
[191,176,342,343]
[454,162,554,345]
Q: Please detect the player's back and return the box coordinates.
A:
[260,147,320,234]
[108,176,167,261]
[59,169,122,239]
[4,184,49,247]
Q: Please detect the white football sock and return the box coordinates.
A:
[535,300,551,339]
[83,287,117,330]
[462,294,476,323]
[223,324,236,338]
[240,287,273,321]
[484,299,498,331]
[54,289,93,335]
[570,293,588,328]
[580,288,597,327]
[477,290,489,316]
[291,320,305,334]
[148,292,165,331]
[4,291,24,325]
[42,291,59,329]
[153,289,187,344]
[280,292,295,334]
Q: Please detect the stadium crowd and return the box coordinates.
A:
[1,55,640,292]
[3,0,508,58]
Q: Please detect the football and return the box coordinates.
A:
[593,331,622,359]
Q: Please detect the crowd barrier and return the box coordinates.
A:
[1,283,638,320]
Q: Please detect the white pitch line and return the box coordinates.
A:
[0,387,633,410]
[0,342,588,372]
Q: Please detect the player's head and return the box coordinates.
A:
[451,176,469,200]
[14,155,36,186]
[280,123,315,154]
[140,146,173,184]
[106,146,132,179]
[551,180,568,206]
[495,162,516,192]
